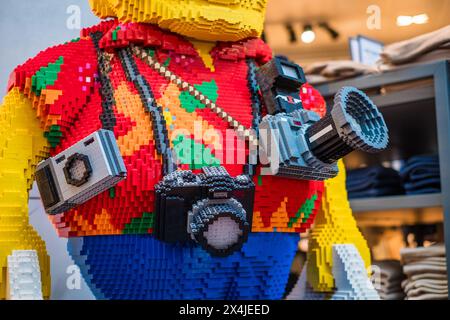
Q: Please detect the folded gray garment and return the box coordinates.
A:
[379,292,405,300]
[403,279,448,293]
[406,293,448,300]
[373,260,406,289]
[400,244,446,264]
[404,256,447,264]
[407,259,447,268]
[410,273,448,282]
[380,25,450,65]
[406,256,446,264]
[407,286,448,297]
[403,264,447,276]
[304,60,378,79]
[379,279,404,293]
[378,289,404,298]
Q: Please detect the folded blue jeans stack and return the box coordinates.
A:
[400,155,441,195]
[346,166,405,199]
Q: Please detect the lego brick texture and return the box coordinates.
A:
[68,232,299,300]
[7,21,326,238]
[307,160,372,292]
[286,244,380,300]
[0,88,51,299]
[7,250,43,300]
[330,244,380,300]
[88,0,267,42]
[0,0,377,300]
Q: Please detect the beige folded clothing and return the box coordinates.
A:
[410,273,448,282]
[380,25,450,65]
[402,279,448,293]
[406,293,449,300]
[403,264,447,276]
[304,60,378,84]
[400,244,446,264]
[400,244,448,300]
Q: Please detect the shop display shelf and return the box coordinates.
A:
[316,60,450,296]
[350,193,442,212]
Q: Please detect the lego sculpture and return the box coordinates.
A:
[0,0,389,300]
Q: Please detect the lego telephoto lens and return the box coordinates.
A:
[306,87,389,164]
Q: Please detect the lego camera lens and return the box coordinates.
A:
[306,87,388,164]
[63,153,93,187]
[190,200,250,257]
[204,216,243,249]
[339,89,389,153]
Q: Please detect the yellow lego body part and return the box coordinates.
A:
[0,88,51,299]
[307,160,372,292]
[89,0,267,41]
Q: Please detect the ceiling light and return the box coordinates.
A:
[319,22,340,40]
[413,14,429,24]
[397,14,429,27]
[285,23,297,43]
[301,24,316,44]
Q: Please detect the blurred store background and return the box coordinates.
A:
[265,0,449,65]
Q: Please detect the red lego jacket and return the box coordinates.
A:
[9,20,326,237]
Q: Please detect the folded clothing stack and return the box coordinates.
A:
[400,244,448,300]
[400,155,441,195]
[304,60,378,85]
[372,260,406,300]
[380,25,450,69]
[346,166,404,199]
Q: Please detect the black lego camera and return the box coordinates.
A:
[154,166,255,257]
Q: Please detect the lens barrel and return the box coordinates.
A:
[306,87,388,164]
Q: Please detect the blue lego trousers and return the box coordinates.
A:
[67,233,299,300]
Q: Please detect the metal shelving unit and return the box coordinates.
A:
[316,60,450,296]
[350,193,443,212]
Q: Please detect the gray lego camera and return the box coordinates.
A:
[35,129,127,214]
[258,86,389,181]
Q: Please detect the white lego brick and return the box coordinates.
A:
[286,263,327,300]
[7,250,43,300]
[330,244,380,300]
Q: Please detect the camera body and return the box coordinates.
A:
[35,129,127,214]
[259,109,340,181]
[256,56,307,115]
[154,166,255,257]
[257,58,389,181]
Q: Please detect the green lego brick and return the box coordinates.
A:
[31,56,64,96]
[109,187,116,199]
[179,80,218,113]
[122,212,154,235]
[112,26,121,41]
[287,193,318,228]
[43,125,63,148]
